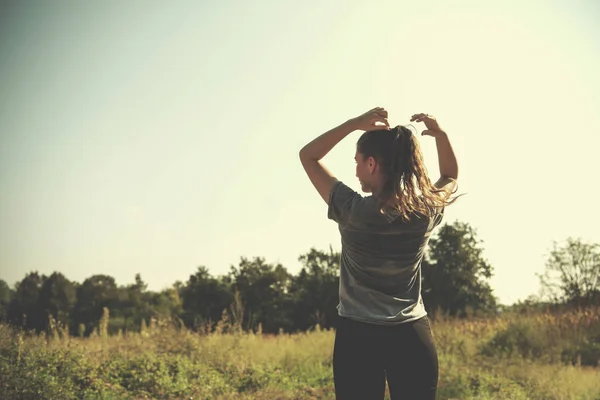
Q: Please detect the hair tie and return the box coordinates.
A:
[392,125,402,142]
[400,125,412,139]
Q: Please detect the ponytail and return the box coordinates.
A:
[383,125,451,221]
[390,126,415,177]
[356,125,457,222]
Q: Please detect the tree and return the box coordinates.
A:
[148,286,183,321]
[37,272,77,331]
[228,257,292,333]
[421,221,497,317]
[112,273,155,333]
[289,247,340,331]
[7,272,47,331]
[180,266,234,330]
[0,279,13,322]
[73,274,118,335]
[539,237,600,306]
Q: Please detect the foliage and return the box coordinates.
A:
[3,223,598,343]
[539,237,600,306]
[0,279,12,322]
[422,221,498,317]
[7,272,46,331]
[37,272,76,334]
[72,274,118,336]
[1,306,599,399]
[180,266,234,331]
[227,257,292,333]
[288,246,340,331]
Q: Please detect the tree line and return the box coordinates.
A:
[0,221,597,335]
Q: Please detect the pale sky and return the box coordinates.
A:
[1,1,598,305]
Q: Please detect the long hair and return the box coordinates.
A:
[356,125,459,222]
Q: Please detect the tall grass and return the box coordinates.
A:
[1,307,599,399]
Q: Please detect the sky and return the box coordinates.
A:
[0,0,598,306]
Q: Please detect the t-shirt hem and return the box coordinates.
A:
[337,310,428,326]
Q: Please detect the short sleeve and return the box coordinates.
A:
[327,180,361,225]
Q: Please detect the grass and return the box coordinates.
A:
[1,307,599,399]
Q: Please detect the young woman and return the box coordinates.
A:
[299,107,458,399]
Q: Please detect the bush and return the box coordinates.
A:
[99,354,232,398]
[561,339,600,367]
[0,343,113,399]
[480,321,549,360]
[437,357,531,400]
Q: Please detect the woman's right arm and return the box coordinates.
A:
[410,113,458,193]
[433,131,458,180]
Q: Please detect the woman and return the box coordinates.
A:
[299,107,458,399]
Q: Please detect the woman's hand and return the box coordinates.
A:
[351,107,390,131]
[410,113,445,137]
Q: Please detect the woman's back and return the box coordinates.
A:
[328,180,444,324]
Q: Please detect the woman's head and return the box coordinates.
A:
[355,125,453,221]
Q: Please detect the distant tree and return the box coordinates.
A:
[7,272,47,331]
[228,257,292,333]
[119,273,183,328]
[504,295,557,315]
[149,286,183,321]
[421,221,497,317]
[112,273,155,332]
[180,266,234,330]
[37,272,77,331]
[0,279,13,322]
[73,274,118,335]
[289,247,340,331]
[539,237,600,306]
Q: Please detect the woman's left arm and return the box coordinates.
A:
[299,107,389,204]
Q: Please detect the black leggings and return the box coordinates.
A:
[333,315,438,400]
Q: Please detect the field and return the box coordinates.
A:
[1,307,599,400]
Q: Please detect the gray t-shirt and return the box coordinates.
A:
[327,180,444,325]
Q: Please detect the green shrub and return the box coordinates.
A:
[561,339,600,367]
[99,353,232,399]
[480,321,548,360]
[0,344,111,399]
